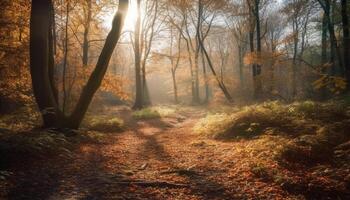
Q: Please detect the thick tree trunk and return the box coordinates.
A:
[142,76,151,106]
[254,0,263,99]
[322,14,328,64]
[321,0,343,75]
[193,0,203,104]
[62,2,70,113]
[341,0,350,89]
[133,0,143,110]
[30,0,61,127]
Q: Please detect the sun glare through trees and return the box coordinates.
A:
[0,0,350,199]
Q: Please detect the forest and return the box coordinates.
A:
[0,0,350,199]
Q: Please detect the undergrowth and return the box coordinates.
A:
[132,106,178,120]
[194,101,349,140]
[83,116,125,132]
[0,128,108,170]
[194,100,350,165]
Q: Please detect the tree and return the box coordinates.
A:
[317,0,344,75]
[30,0,129,129]
[341,0,350,89]
[133,0,144,110]
[140,0,161,106]
[197,0,233,102]
[282,0,312,98]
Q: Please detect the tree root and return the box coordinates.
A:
[114,180,189,188]
[160,169,198,176]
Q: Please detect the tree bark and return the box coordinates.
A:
[82,0,92,67]
[201,47,209,103]
[62,1,70,113]
[133,0,143,109]
[30,0,61,127]
[68,0,129,128]
[318,0,344,75]
[322,13,328,65]
[292,17,299,99]
[253,0,263,99]
[341,0,350,89]
[30,0,129,129]
[171,69,178,103]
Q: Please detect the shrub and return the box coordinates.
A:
[193,113,234,138]
[88,117,124,132]
[194,102,297,139]
[194,100,349,140]
[291,101,348,122]
[132,108,161,120]
[277,137,333,165]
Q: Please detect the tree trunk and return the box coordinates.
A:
[201,47,209,103]
[62,1,70,113]
[292,19,299,99]
[193,0,203,104]
[68,0,129,128]
[30,0,61,127]
[30,0,129,129]
[341,0,350,89]
[171,69,178,103]
[322,13,328,64]
[321,0,343,75]
[82,0,92,67]
[48,1,58,103]
[238,45,244,89]
[184,38,196,104]
[133,0,143,110]
[254,0,263,99]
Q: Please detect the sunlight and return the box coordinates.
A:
[104,0,137,31]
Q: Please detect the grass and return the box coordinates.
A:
[194,100,349,140]
[132,108,161,120]
[194,99,350,166]
[0,107,40,131]
[132,105,178,120]
[83,116,125,132]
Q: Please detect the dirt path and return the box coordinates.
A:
[5,107,307,199]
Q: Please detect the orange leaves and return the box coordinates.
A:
[244,51,283,66]
[100,73,130,100]
[168,0,192,11]
[312,74,347,95]
[59,64,131,101]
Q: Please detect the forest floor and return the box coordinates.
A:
[0,104,350,200]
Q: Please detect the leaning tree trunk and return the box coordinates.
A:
[68,0,129,128]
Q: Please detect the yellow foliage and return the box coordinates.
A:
[312,75,347,95]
